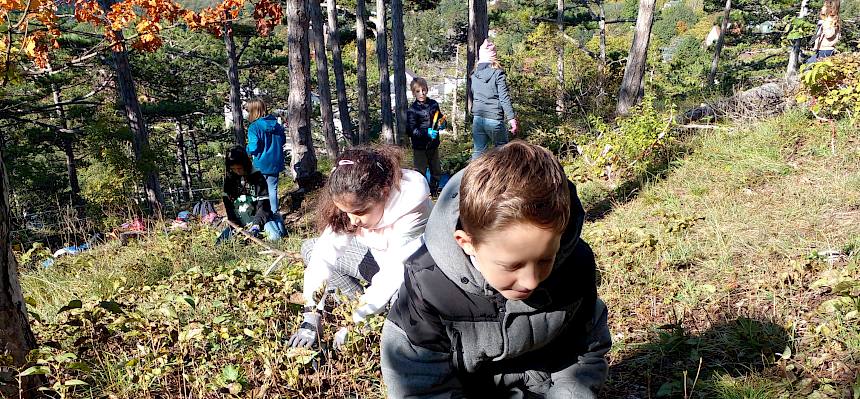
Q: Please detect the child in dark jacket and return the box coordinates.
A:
[217,146,285,243]
[407,77,444,195]
[381,141,611,398]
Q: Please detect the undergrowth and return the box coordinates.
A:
[9,111,860,398]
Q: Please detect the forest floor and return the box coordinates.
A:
[16,111,860,398]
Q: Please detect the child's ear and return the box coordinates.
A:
[453,230,477,256]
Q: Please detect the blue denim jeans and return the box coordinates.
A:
[216,215,285,243]
[471,116,508,160]
[264,174,279,213]
[805,49,835,64]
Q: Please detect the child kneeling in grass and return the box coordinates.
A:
[381,141,611,398]
[289,146,433,349]
[218,146,285,243]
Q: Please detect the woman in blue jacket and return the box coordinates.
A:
[245,98,286,213]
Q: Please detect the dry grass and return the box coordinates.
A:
[582,111,860,398]
[12,111,860,398]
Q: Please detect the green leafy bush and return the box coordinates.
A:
[797,52,860,124]
[653,3,700,44]
[573,96,676,180]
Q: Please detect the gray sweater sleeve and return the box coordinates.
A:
[496,70,516,121]
[546,299,612,399]
[381,321,466,398]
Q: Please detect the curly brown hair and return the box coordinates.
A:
[315,146,403,234]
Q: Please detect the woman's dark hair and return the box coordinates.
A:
[225,146,252,176]
[316,146,403,234]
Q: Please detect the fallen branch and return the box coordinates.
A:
[222,219,301,275]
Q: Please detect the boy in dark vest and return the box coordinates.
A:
[382,141,611,398]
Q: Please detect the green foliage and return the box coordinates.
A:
[653,3,700,45]
[784,16,817,41]
[403,0,467,63]
[18,228,386,397]
[573,96,676,180]
[797,52,860,123]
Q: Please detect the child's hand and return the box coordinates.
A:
[427,128,439,139]
[508,119,519,136]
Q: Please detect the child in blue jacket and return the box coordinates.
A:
[245,98,286,214]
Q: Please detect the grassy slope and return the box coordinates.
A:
[16,112,860,398]
[584,112,860,398]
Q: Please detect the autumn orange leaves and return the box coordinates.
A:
[1,0,284,74]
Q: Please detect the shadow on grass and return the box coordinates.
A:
[602,317,790,399]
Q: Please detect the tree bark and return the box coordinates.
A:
[99,0,164,215]
[356,0,370,144]
[707,0,731,87]
[391,0,408,145]
[785,0,810,79]
[466,0,488,115]
[327,0,355,145]
[288,0,320,190]
[225,17,245,147]
[174,122,192,202]
[616,0,656,116]
[46,68,83,207]
[598,0,607,104]
[375,0,394,144]
[188,125,203,184]
[0,146,41,398]
[310,0,340,159]
[556,0,565,115]
[452,44,459,137]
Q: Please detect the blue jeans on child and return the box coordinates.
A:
[216,215,285,243]
[264,174,279,213]
[471,116,509,160]
[805,49,835,64]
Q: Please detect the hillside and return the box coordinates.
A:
[19,112,860,398]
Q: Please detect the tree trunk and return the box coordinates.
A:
[391,0,408,145]
[785,0,810,79]
[356,0,370,144]
[597,0,607,104]
[327,0,355,145]
[452,44,459,137]
[616,0,656,116]
[707,0,731,87]
[288,0,320,190]
[46,63,83,207]
[310,0,340,159]
[375,0,394,144]
[466,0,488,115]
[0,146,41,398]
[174,122,192,202]
[556,0,565,115]
[225,17,245,146]
[98,0,164,215]
[188,126,203,184]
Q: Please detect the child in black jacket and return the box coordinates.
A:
[407,77,444,196]
[217,146,285,243]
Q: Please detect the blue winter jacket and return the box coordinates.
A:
[246,115,286,176]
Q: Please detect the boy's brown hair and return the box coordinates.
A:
[459,141,570,244]
[410,77,429,93]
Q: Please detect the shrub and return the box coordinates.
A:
[573,96,676,180]
[797,52,860,124]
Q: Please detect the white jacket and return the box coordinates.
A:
[303,169,432,323]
